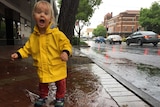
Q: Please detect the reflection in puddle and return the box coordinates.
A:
[144,48,149,55]
[157,49,160,56]
[112,46,116,52]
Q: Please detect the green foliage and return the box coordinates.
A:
[92,25,107,37]
[58,0,102,23]
[139,1,160,34]
[58,0,102,42]
[137,63,160,76]
[80,41,88,46]
[74,0,102,45]
[72,36,80,45]
[122,37,126,42]
[72,36,88,46]
[57,0,62,8]
[76,0,102,22]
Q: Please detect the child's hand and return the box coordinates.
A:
[11,53,18,61]
[60,52,68,61]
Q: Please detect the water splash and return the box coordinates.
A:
[25,82,57,106]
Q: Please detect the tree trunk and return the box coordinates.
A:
[58,0,79,42]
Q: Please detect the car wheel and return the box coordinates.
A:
[119,41,122,44]
[126,40,130,46]
[153,42,158,47]
[137,39,143,46]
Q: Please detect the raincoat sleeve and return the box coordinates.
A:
[17,39,32,58]
[57,32,72,56]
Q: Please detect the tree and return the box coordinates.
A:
[58,0,80,42]
[57,0,102,43]
[74,0,102,39]
[92,25,106,37]
[139,1,160,34]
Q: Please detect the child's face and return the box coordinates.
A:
[34,3,52,31]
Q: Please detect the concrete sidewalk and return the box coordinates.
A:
[0,45,150,107]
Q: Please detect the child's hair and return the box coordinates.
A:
[32,0,57,25]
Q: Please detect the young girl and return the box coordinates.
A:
[11,0,72,107]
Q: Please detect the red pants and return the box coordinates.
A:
[39,78,66,99]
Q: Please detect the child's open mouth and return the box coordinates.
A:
[39,19,45,24]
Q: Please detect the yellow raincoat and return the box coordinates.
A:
[18,24,72,83]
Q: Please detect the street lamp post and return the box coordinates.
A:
[132,26,134,32]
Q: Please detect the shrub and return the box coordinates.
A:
[72,37,80,45]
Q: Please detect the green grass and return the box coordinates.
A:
[137,63,160,76]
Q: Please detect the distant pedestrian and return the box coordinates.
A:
[11,0,72,107]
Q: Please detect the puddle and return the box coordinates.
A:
[0,59,34,79]
[67,56,118,107]
[66,64,118,107]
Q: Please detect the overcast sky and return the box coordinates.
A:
[88,0,158,28]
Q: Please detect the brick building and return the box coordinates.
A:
[104,10,140,37]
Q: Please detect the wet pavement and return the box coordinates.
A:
[0,45,151,107]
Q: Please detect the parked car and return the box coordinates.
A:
[95,36,106,43]
[126,31,160,46]
[106,35,122,44]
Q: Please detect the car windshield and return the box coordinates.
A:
[139,31,157,35]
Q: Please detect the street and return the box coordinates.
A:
[80,40,160,103]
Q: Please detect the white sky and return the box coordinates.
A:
[87,0,158,28]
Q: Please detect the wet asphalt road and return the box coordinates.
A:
[80,41,160,103]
